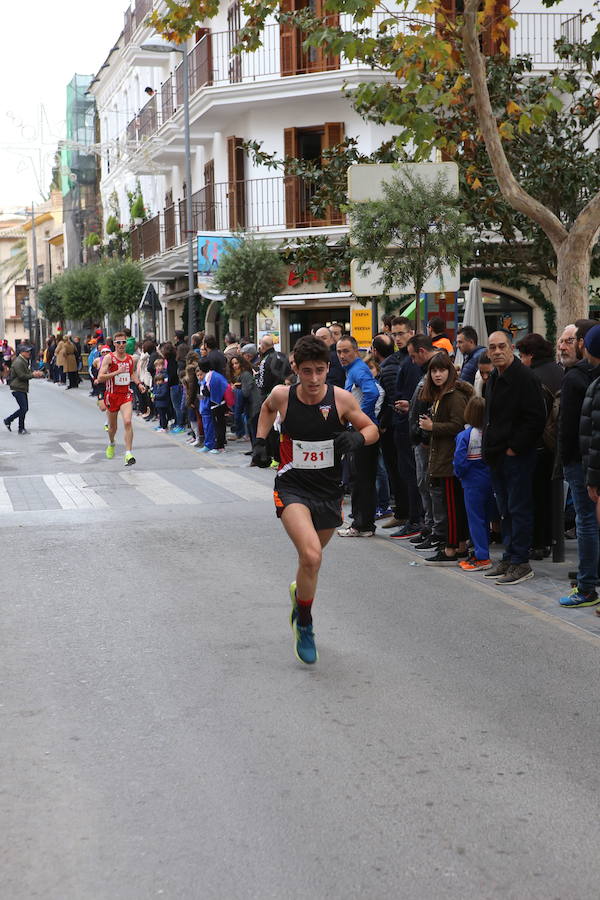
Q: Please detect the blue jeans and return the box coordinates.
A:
[233,387,246,438]
[375,449,390,511]
[170,385,184,427]
[490,450,536,565]
[7,391,28,431]
[564,461,599,593]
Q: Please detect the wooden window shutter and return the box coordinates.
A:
[203,159,215,230]
[283,127,300,228]
[323,122,345,224]
[280,0,299,77]
[227,136,246,229]
[482,0,510,56]
[317,0,339,71]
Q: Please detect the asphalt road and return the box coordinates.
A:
[1,380,599,899]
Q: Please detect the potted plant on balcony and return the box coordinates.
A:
[106,215,120,236]
[131,194,146,225]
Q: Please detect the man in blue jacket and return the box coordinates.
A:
[456,326,485,385]
[336,335,380,537]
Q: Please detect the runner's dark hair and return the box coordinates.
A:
[292,335,330,366]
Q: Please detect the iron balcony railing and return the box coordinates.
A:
[122,10,584,155]
[130,177,348,262]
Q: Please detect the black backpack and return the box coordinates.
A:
[269,351,291,383]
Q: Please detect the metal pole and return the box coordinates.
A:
[183,47,195,341]
[371,297,378,339]
[30,202,39,349]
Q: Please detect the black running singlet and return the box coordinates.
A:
[275,383,345,499]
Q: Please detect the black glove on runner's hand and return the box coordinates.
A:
[251,437,271,468]
[334,430,365,455]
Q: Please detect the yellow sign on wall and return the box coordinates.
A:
[351,307,373,348]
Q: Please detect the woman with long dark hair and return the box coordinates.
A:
[228,353,261,445]
[417,353,473,566]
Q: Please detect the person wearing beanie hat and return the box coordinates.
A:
[583,322,600,359]
[481,330,546,586]
[557,320,600,610]
[578,329,600,616]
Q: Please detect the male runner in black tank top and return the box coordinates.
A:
[252,335,379,664]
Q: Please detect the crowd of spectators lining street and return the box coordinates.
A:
[5,313,600,611]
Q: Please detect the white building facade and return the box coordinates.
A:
[91,0,588,347]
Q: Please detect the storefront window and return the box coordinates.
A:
[454,289,533,343]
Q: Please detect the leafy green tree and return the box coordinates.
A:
[99,260,145,322]
[349,172,471,330]
[1,238,27,288]
[148,0,600,331]
[38,279,65,324]
[214,237,287,321]
[60,265,103,322]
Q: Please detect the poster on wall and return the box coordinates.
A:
[197,235,241,276]
[258,311,280,350]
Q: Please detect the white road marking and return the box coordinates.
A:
[55,473,108,509]
[194,468,272,502]
[120,470,198,505]
[56,442,95,464]
[43,475,78,509]
[0,478,14,511]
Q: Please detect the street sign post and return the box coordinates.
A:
[351,307,373,348]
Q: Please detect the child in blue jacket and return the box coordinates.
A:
[453,396,496,571]
[152,375,170,431]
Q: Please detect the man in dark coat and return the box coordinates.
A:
[314,326,345,388]
[557,320,599,608]
[482,330,546,585]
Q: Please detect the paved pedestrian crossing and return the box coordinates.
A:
[0,467,273,513]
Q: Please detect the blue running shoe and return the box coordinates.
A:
[559,587,600,607]
[293,622,318,665]
[289,581,297,628]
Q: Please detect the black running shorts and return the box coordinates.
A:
[273,488,343,531]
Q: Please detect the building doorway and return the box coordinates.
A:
[285,306,350,349]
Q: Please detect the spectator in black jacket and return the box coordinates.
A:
[380,317,420,531]
[204,334,227,375]
[516,332,564,558]
[402,336,439,548]
[482,330,546,585]
[578,326,600,617]
[371,333,403,523]
[314,326,345,388]
[557,319,599,608]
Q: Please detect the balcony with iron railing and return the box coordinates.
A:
[131,176,347,265]
[120,10,584,158]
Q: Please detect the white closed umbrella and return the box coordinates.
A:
[455,277,488,368]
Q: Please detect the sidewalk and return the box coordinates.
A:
[380,526,600,639]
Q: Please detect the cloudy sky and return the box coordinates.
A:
[0,0,128,211]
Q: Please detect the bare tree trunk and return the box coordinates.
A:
[556,240,593,335]
[462,0,600,333]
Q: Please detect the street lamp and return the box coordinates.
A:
[140,39,195,342]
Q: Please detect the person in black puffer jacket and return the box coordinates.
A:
[557,320,600,609]
[515,333,564,558]
[579,325,600,502]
